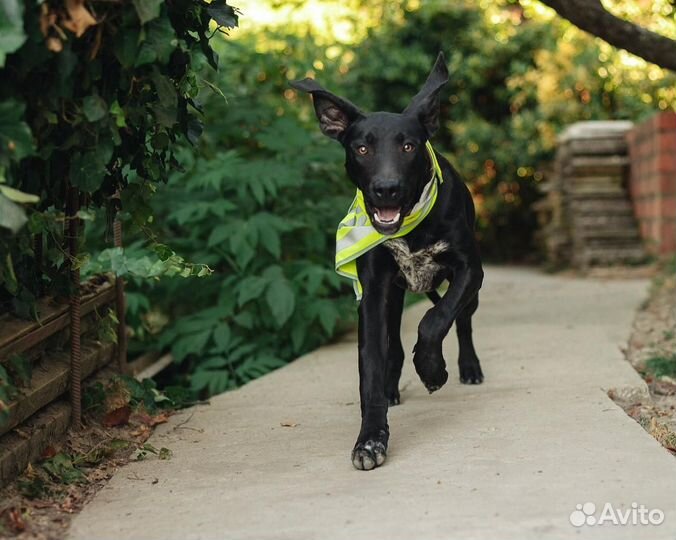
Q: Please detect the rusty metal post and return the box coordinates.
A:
[113,214,128,373]
[66,186,82,429]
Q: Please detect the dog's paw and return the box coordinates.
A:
[459,360,484,384]
[413,348,448,393]
[352,439,387,471]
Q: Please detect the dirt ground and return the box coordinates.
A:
[612,259,676,455]
[0,373,177,540]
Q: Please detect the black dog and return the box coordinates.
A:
[291,53,484,471]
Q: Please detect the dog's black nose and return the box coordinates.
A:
[373,181,400,202]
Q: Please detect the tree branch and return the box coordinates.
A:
[539,0,676,71]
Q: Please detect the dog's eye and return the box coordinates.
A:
[356,145,368,155]
[403,143,415,153]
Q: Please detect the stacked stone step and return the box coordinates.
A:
[558,121,647,268]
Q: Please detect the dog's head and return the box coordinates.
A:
[290,53,448,234]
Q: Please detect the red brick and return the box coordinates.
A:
[658,153,676,172]
[660,132,676,153]
[662,197,676,219]
[657,112,676,131]
[661,173,676,195]
[660,221,676,254]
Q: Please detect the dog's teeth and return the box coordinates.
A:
[374,212,400,225]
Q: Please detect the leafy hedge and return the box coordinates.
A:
[117,36,358,395]
[0,0,238,316]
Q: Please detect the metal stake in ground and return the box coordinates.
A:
[66,186,82,429]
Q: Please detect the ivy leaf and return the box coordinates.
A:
[0,0,26,67]
[82,95,107,122]
[133,0,164,25]
[69,142,113,193]
[205,1,239,29]
[150,71,177,127]
[266,278,295,327]
[112,27,140,68]
[0,193,27,233]
[136,17,175,66]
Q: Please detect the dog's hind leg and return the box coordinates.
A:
[456,293,483,384]
[385,285,406,406]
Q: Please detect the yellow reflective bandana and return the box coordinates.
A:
[335,141,443,300]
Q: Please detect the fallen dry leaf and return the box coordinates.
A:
[7,507,26,533]
[41,445,57,460]
[133,411,171,427]
[280,421,299,428]
[129,425,152,440]
[62,0,97,38]
[102,405,132,427]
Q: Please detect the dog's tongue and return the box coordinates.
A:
[377,208,399,221]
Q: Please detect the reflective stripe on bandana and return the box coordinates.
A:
[335,141,444,300]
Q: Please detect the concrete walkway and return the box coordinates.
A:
[69,267,676,540]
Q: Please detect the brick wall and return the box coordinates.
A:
[626,112,676,255]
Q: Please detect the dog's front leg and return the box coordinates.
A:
[414,262,483,392]
[351,251,396,470]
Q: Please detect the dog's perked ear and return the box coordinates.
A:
[289,78,364,140]
[403,52,449,138]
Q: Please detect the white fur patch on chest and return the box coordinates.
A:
[383,238,449,293]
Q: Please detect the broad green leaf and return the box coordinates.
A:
[317,300,339,335]
[0,0,26,67]
[237,276,268,306]
[0,193,27,233]
[198,356,227,370]
[190,370,212,391]
[208,371,231,395]
[205,1,239,29]
[232,312,254,329]
[0,185,38,204]
[132,0,163,24]
[83,95,107,122]
[258,227,281,259]
[73,141,113,193]
[290,323,306,353]
[207,223,230,247]
[136,17,175,66]
[212,324,231,351]
[70,151,105,193]
[265,279,295,327]
[171,329,212,363]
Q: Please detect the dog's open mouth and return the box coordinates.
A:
[373,207,401,225]
[372,207,402,233]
